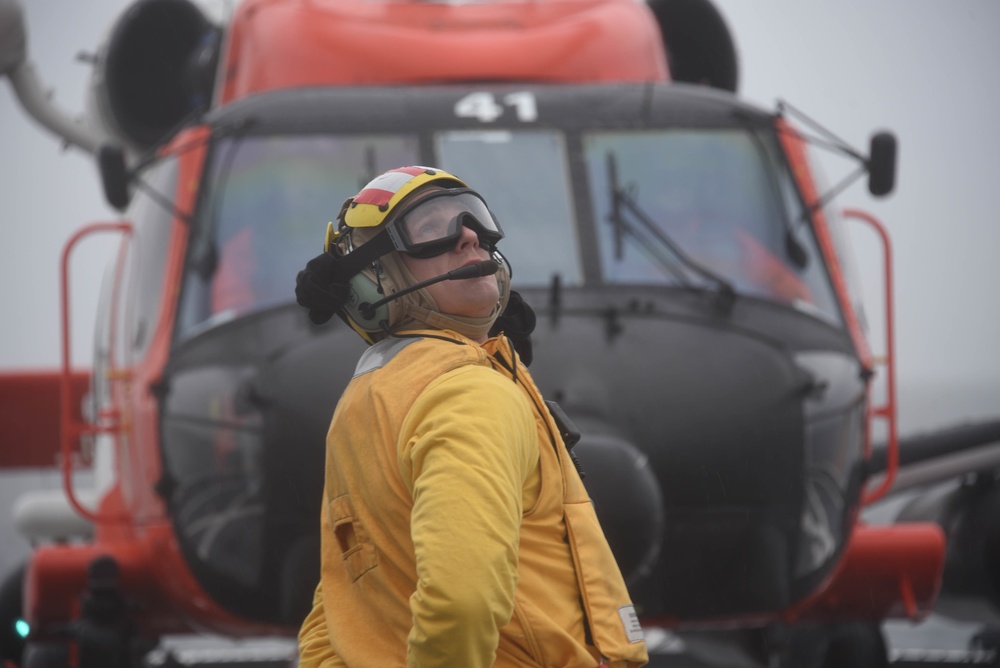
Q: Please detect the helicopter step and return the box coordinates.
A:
[143,637,296,668]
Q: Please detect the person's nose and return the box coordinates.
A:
[455,223,480,251]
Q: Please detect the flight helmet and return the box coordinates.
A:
[326,166,509,343]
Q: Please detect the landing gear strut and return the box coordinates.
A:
[780,622,888,668]
[22,556,151,668]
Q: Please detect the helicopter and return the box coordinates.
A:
[0,0,988,665]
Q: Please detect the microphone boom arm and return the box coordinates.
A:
[358,259,499,320]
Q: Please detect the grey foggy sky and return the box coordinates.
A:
[1,0,998,434]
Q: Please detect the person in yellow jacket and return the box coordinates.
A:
[294,166,648,668]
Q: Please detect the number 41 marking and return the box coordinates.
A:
[454,91,538,123]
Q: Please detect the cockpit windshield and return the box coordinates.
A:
[584,129,841,322]
[436,129,583,286]
[177,123,842,340]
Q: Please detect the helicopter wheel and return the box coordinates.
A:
[22,640,151,668]
[822,623,888,668]
[21,641,69,668]
[279,534,321,626]
[781,622,888,668]
[0,563,28,666]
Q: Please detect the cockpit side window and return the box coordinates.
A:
[127,158,179,358]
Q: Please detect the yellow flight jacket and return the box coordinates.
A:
[298,330,648,668]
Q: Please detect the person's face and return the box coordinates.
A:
[398,196,500,322]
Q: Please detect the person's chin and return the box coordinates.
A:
[453,296,498,319]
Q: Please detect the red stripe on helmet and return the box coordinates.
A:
[352,166,430,206]
[353,187,395,206]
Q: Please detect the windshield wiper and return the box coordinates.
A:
[605,152,735,312]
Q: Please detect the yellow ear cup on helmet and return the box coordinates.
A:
[343,266,390,336]
[324,221,339,253]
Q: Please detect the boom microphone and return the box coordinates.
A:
[359,260,499,320]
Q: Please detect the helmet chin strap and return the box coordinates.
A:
[404,303,500,342]
[375,250,511,342]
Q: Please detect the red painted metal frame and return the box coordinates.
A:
[774,118,873,369]
[777,121,899,501]
[843,208,899,504]
[59,221,133,524]
[787,522,945,623]
[0,370,88,468]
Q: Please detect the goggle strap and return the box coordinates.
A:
[330,230,395,283]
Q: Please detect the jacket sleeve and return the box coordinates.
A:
[398,365,538,668]
[297,583,347,668]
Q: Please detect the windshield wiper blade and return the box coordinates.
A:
[606,152,689,285]
[606,152,736,311]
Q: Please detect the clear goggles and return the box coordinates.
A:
[383,189,504,259]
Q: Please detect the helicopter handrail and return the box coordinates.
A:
[843,208,898,504]
[60,220,133,524]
